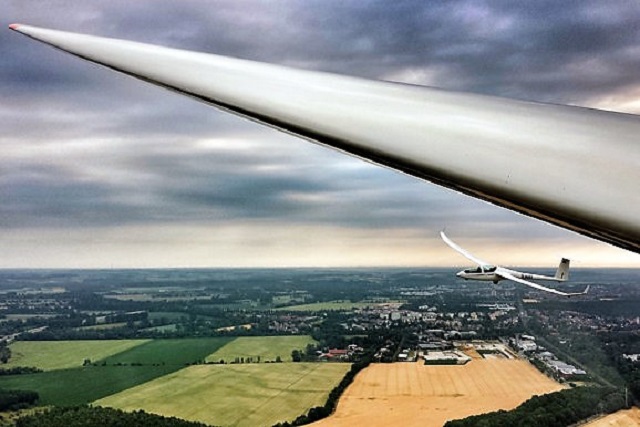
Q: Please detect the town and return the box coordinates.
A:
[0,267,638,426]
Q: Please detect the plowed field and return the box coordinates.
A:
[311,358,564,427]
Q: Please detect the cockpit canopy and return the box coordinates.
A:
[464,265,497,273]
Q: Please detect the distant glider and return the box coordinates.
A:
[440,231,589,297]
[441,231,589,297]
[7,24,640,255]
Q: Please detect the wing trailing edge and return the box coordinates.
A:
[9,24,640,254]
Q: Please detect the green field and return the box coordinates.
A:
[274,301,379,312]
[105,338,233,366]
[0,365,176,406]
[2,314,58,321]
[0,338,233,406]
[143,324,178,333]
[105,294,212,302]
[147,312,188,322]
[206,336,316,363]
[96,362,351,426]
[75,322,128,331]
[5,340,149,371]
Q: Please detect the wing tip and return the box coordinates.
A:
[9,23,22,31]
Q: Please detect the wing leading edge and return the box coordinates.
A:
[8,24,640,254]
[440,231,494,270]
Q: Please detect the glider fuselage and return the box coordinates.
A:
[457,268,502,283]
[456,266,562,284]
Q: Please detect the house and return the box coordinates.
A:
[318,348,350,362]
[547,360,586,378]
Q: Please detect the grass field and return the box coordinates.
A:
[311,359,565,427]
[2,314,58,321]
[274,301,378,312]
[104,337,234,365]
[143,324,178,333]
[96,362,351,426]
[206,335,316,363]
[75,322,128,331]
[0,338,233,406]
[147,311,188,321]
[5,340,149,371]
[0,365,176,406]
[105,294,212,302]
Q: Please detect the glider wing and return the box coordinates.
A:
[440,231,492,268]
[498,269,589,297]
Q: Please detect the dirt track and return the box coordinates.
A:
[311,358,564,427]
[583,407,640,427]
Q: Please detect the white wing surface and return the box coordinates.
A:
[498,269,589,297]
[440,231,492,268]
[8,24,640,254]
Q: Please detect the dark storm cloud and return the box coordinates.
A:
[6,1,640,100]
[3,0,640,242]
[2,129,499,232]
[272,1,640,102]
[118,144,524,233]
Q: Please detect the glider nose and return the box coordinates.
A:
[456,270,464,278]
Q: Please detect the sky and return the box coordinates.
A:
[2,0,640,269]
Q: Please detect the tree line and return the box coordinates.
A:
[600,330,640,403]
[0,366,42,376]
[15,406,212,427]
[443,386,626,427]
[0,389,39,411]
[272,355,372,427]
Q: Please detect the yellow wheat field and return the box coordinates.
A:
[311,358,564,427]
[583,407,640,427]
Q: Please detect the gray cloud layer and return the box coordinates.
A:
[3,1,640,266]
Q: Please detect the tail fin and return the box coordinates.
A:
[555,258,570,281]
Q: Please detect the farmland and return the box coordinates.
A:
[0,268,637,426]
[274,301,382,312]
[0,364,178,406]
[75,322,129,331]
[104,337,233,366]
[206,335,316,363]
[0,338,232,406]
[96,362,351,426]
[583,407,640,426]
[310,359,565,427]
[5,340,149,371]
